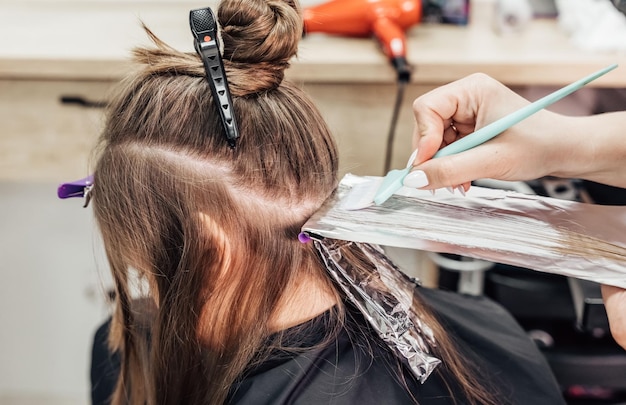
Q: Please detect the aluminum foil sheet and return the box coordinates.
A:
[303,174,626,289]
[313,236,441,383]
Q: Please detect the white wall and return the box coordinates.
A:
[0,182,112,404]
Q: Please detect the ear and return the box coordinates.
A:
[198,212,232,267]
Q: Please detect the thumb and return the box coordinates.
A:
[413,122,444,164]
[404,146,499,190]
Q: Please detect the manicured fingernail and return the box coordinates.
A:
[456,186,466,196]
[403,170,429,188]
[446,186,455,195]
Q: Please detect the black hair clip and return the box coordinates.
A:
[190,7,239,148]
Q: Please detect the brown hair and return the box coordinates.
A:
[92,0,496,404]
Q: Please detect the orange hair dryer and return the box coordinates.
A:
[303,0,421,82]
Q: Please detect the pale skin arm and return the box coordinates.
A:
[410,73,626,190]
[409,73,626,349]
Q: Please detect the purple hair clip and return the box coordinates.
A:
[57,175,94,207]
[298,232,312,244]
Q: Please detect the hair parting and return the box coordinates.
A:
[93,0,498,404]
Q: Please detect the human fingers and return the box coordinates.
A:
[412,103,448,164]
[404,140,520,190]
[413,74,501,164]
[413,73,505,164]
[601,284,626,349]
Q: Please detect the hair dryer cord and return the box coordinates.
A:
[383,78,407,173]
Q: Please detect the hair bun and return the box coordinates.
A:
[218,0,302,94]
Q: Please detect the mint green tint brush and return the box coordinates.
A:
[372,63,618,206]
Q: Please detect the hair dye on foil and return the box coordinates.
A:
[312,236,441,383]
[304,174,626,289]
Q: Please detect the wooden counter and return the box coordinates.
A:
[1,0,625,182]
[1,0,625,85]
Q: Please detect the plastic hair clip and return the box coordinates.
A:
[190,7,240,148]
[298,232,312,244]
[57,175,94,207]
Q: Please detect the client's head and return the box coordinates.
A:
[92,0,338,402]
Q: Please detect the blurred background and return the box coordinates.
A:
[1,0,625,403]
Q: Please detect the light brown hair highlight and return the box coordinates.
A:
[92,0,498,404]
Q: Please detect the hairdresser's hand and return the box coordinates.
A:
[405,73,566,191]
[602,284,626,350]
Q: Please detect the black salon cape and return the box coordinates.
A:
[91,287,565,405]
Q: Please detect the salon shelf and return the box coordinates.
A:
[2,0,626,182]
[1,0,626,85]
